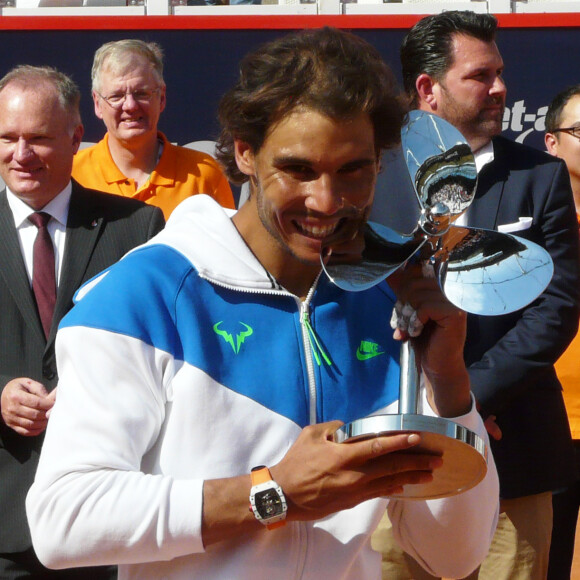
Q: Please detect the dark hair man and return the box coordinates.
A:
[371,11,579,580]
[27,28,498,580]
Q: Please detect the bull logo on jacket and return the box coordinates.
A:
[213,321,254,354]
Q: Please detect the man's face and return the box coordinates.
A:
[0,82,83,210]
[430,34,506,151]
[93,54,166,146]
[546,95,580,191]
[233,108,379,292]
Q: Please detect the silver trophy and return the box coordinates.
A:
[322,111,553,499]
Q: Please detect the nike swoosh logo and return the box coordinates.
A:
[356,348,384,361]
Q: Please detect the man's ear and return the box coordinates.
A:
[545,132,559,156]
[71,124,84,155]
[234,140,256,177]
[93,90,104,121]
[416,73,438,111]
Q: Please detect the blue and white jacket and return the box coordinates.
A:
[27,195,498,580]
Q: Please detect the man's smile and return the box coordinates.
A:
[292,219,343,240]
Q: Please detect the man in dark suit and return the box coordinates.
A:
[370,11,580,580]
[0,65,164,578]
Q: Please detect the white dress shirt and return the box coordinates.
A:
[455,141,495,227]
[6,184,72,287]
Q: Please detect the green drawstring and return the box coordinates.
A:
[302,312,332,367]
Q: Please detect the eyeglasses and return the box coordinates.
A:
[553,126,580,140]
[96,88,161,109]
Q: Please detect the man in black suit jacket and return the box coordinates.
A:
[0,66,164,578]
[370,11,580,580]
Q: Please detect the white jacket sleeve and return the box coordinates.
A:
[26,325,206,569]
[387,394,499,579]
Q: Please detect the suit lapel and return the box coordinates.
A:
[51,183,104,340]
[468,137,510,230]
[0,189,46,343]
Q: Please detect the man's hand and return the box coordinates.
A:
[388,264,471,418]
[202,421,442,546]
[1,378,56,436]
[475,400,502,441]
[484,415,502,440]
[271,421,442,521]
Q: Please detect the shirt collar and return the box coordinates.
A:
[103,131,167,186]
[6,182,72,229]
[473,141,494,174]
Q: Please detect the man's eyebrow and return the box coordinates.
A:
[273,155,313,166]
[342,158,377,168]
[468,64,504,76]
[273,155,377,167]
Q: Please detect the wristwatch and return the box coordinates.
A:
[249,465,287,530]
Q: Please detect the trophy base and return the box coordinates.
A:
[334,414,488,499]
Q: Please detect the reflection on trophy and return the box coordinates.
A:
[322,111,554,499]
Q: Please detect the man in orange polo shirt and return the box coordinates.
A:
[73,39,234,220]
[545,84,580,580]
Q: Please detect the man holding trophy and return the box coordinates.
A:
[26,27,499,580]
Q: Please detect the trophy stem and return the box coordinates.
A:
[399,341,420,415]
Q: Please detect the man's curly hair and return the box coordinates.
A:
[216,27,407,185]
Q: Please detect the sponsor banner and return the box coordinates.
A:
[0,26,577,153]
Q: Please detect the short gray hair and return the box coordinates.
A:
[91,39,165,93]
[0,64,81,132]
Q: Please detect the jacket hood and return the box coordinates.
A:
[149,194,277,291]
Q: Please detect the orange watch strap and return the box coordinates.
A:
[251,466,272,486]
[265,520,286,530]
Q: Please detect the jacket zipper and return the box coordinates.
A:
[300,299,318,425]
[201,273,323,578]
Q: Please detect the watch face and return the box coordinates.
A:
[255,488,284,519]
